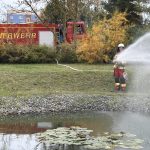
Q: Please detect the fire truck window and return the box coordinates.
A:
[76,25,83,35]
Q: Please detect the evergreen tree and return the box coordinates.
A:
[43,0,66,24]
[43,0,105,25]
[103,0,143,24]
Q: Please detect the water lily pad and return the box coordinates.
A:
[36,127,144,150]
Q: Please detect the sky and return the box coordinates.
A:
[0,0,45,10]
[0,0,17,8]
[0,0,15,4]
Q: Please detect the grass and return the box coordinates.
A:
[0,64,115,97]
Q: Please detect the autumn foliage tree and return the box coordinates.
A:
[76,12,129,63]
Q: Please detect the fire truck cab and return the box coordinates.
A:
[65,21,86,43]
[56,21,86,44]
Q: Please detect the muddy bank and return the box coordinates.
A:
[0,94,150,115]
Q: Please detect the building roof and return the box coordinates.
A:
[7,10,35,15]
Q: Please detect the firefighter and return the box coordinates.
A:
[113,43,127,92]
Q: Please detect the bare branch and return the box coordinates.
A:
[24,0,44,23]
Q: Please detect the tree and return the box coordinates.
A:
[79,0,106,27]
[43,0,66,23]
[102,0,143,25]
[43,0,86,23]
[43,0,106,25]
[76,12,129,63]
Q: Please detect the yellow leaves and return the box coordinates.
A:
[76,12,129,63]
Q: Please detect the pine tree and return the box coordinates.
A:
[43,0,66,23]
[103,0,143,24]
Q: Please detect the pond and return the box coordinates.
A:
[0,111,149,150]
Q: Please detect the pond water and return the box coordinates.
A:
[0,111,150,150]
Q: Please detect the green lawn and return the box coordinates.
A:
[0,64,115,96]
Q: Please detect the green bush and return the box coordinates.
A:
[0,44,57,63]
[127,24,150,45]
[56,43,78,63]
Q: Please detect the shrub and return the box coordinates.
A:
[76,12,129,63]
[0,44,57,63]
[127,24,150,45]
[56,42,78,63]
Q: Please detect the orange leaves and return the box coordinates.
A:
[76,12,129,63]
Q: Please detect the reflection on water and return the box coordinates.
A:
[0,134,37,150]
[0,111,149,150]
[36,143,82,150]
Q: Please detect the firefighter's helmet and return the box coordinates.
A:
[118,43,124,48]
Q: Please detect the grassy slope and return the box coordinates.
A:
[0,64,115,97]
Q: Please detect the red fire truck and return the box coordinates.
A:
[0,21,86,47]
